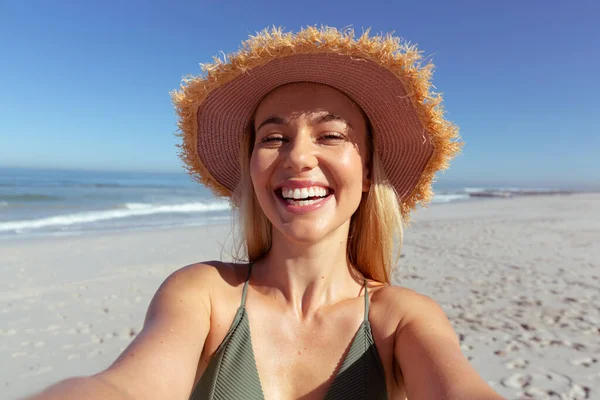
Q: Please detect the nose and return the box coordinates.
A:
[282,130,318,172]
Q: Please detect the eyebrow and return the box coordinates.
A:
[255,113,353,131]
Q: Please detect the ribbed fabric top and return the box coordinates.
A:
[190,266,388,400]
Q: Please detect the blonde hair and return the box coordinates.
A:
[232,129,273,261]
[232,121,403,284]
[347,150,403,284]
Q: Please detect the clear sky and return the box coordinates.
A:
[1,0,598,188]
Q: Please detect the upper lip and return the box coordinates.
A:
[274,180,332,191]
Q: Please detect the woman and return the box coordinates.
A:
[32,27,503,399]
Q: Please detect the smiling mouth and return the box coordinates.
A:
[275,186,334,207]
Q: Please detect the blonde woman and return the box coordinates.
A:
[31,27,503,400]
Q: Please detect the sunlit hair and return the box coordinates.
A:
[232,122,403,284]
[346,141,404,284]
[232,128,273,261]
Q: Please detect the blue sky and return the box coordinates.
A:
[1,0,598,188]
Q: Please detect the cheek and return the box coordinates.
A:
[336,151,366,188]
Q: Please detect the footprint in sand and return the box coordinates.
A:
[506,358,529,370]
[502,371,591,399]
[571,357,598,368]
[522,384,591,400]
[501,373,531,389]
[505,342,521,352]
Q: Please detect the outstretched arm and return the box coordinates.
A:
[27,264,213,400]
[394,291,504,399]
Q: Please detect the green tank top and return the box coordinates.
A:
[190,265,388,399]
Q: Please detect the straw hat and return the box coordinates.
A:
[172,26,462,219]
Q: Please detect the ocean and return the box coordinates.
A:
[0,167,578,240]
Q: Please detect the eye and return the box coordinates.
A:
[319,132,346,142]
[258,134,287,147]
[263,136,283,142]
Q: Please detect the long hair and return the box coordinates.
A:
[232,124,403,284]
[346,147,404,283]
[232,128,273,262]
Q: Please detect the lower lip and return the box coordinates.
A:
[276,193,332,213]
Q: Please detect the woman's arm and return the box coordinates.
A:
[393,290,504,399]
[24,376,136,400]
[27,263,213,400]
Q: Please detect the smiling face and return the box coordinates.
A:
[250,82,371,244]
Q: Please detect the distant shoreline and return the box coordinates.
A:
[1,167,597,241]
[2,191,595,244]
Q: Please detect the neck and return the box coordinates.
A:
[253,223,363,319]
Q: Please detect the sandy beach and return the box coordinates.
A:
[1,193,598,399]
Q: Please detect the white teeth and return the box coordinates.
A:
[285,199,319,206]
[281,186,330,200]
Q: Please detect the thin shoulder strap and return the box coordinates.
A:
[241,264,253,307]
[363,279,370,322]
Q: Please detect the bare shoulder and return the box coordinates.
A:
[369,283,430,303]
[143,260,252,331]
[369,284,448,319]
[159,260,248,289]
[157,260,245,292]
[368,284,458,342]
[97,261,249,400]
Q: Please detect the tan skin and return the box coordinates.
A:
[31,84,503,400]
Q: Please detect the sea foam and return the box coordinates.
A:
[0,201,230,232]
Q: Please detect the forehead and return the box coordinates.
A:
[254,83,367,128]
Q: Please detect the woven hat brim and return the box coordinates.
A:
[198,53,432,199]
